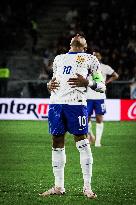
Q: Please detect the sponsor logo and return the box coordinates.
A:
[0,100,49,119]
[121,100,136,120]
[128,102,136,119]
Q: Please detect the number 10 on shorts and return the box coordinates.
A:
[78,116,87,126]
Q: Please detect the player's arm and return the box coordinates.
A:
[88,76,106,93]
[86,70,106,92]
[67,73,89,87]
[67,56,106,92]
[67,73,106,93]
[105,71,119,85]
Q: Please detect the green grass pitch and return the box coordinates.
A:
[0,120,136,205]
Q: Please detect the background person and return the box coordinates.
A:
[87,51,119,147]
[0,61,10,97]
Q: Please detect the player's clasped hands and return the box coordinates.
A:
[67,73,89,88]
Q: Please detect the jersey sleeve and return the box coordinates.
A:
[105,65,114,75]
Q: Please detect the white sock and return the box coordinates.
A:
[52,147,66,189]
[76,139,93,190]
[95,122,104,145]
[88,121,94,136]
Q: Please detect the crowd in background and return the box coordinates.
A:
[0,0,136,98]
[0,0,48,52]
[46,0,136,82]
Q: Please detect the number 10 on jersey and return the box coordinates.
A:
[78,116,87,126]
[63,66,72,74]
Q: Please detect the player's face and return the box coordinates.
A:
[72,34,83,41]
[70,34,87,50]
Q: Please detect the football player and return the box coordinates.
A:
[39,34,105,199]
[87,51,119,147]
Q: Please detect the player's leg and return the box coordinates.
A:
[88,117,95,144]
[87,100,95,143]
[64,104,96,199]
[74,135,96,199]
[52,135,66,192]
[95,100,106,147]
[95,115,103,147]
[39,104,66,196]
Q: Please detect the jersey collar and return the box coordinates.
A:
[67,51,86,54]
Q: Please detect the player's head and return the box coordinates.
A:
[93,51,102,61]
[70,34,87,51]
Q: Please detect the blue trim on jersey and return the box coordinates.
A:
[67,52,86,54]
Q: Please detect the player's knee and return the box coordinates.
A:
[74,134,87,142]
[52,135,65,148]
[96,115,103,123]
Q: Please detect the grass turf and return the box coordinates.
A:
[0,121,136,205]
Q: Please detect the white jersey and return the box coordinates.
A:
[87,63,114,99]
[50,52,100,105]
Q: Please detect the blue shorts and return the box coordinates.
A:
[87,99,106,117]
[48,104,88,135]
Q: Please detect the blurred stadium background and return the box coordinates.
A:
[0,0,136,99]
[0,0,136,205]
